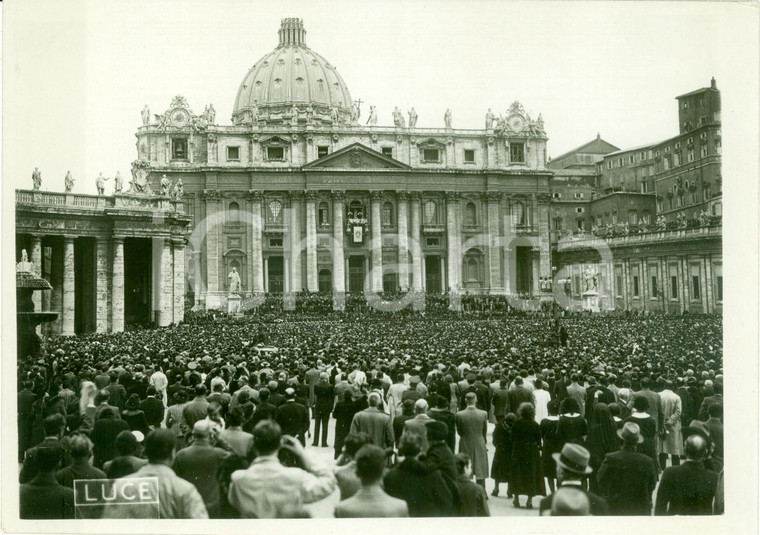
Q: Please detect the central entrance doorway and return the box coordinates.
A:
[425,255,442,293]
[124,238,152,326]
[515,246,533,294]
[348,256,366,292]
[268,256,284,293]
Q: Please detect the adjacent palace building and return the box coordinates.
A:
[15,19,722,334]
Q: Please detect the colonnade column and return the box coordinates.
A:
[30,236,43,324]
[193,251,202,307]
[95,238,109,333]
[112,238,125,333]
[249,190,264,293]
[289,192,303,293]
[396,192,410,292]
[305,191,319,292]
[158,238,173,327]
[409,193,423,292]
[332,191,346,308]
[536,193,552,292]
[485,193,502,293]
[173,238,185,324]
[61,236,75,336]
[202,189,220,304]
[370,190,384,293]
[445,191,461,292]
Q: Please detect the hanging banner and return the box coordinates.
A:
[353,225,363,243]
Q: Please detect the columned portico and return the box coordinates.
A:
[158,238,173,327]
[289,192,303,293]
[61,236,75,336]
[446,192,461,292]
[305,191,319,292]
[95,238,109,333]
[249,190,264,293]
[332,191,346,305]
[397,192,410,291]
[112,237,125,333]
[370,190,384,292]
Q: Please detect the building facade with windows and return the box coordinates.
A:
[556,79,722,313]
[135,19,552,310]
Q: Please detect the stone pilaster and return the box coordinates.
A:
[445,191,461,292]
[158,238,173,327]
[30,235,42,321]
[370,190,384,292]
[288,192,303,293]
[193,250,202,306]
[112,238,125,332]
[173,239,185,323]
[305,191,319,292]
[532,252,540,295]
[95,238,109,333]
[249,190,264,293]
[202,189,221,303]
[332,191,346,305]
[61,236,75,336]
[485,193,502,292]
[536,193,551,281]
[409,193,423,291]
[396,192,410,291]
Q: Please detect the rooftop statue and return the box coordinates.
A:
[32,168,42,190]
[408,108,418,128]
[64,171,75,193]
[485,108,494,129]
[367,105,377,126]
[160,174,171,196]
[114,171,123,194]
[96,172,110,195]
[141,105,150,125]
[444,108,452,129]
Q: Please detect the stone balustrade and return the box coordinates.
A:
[16,189,185,213]
[557,223,722,251]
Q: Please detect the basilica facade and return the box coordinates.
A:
[137,18,553,310]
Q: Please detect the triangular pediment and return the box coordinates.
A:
[303,143,411,170]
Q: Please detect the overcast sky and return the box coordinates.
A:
[3,0,758,194]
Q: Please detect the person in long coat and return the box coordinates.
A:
[455,392,489,486]
[509,402,545,509]
[490,412,516,497]
[540,400,562,493]
[658,381,683,470]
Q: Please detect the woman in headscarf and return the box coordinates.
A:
[585,403,618,493]
[540,399,562,493]
[122,394,150,436]
[490,412,517,497]
[509,402,545,509]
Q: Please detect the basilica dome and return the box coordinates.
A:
[232,18,354,125]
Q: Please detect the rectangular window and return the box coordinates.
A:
[615,271,623,298]
[651,276,658,298]
[671,275,679,300]
[664,158,670,171]
[381,147,393,157]
[382,205,392,227]
[553,193,561,199]
[318,205,329,226]
[172,138,188,160]
[423,148,440,163]
[629,155,635,164]
[576,219,584,230]
[633,276,640,297]
[463,149,475,163]
[266,146,285,160]
[700,147,708,158]
[692,275,701,300]
[687,151,694,162]
[703,186,711,200]
[607,161,613,170]
[574,193,584,199]
[575,207,584,214]
[554,218,562,231]
[226,146,240,161]
[641,181,648,193]
[510,143,525,163]
[426,237,440,247]
[317,146,329,158]
[716,275,723,301]
[269,238,283,247]
[674,153,681,166]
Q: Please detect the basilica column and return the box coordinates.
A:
[485,193,502,292]
[370,190,384,293]
[30,235,42,318]
[332,191,346,307]
[288,192,303,293]
[202,189,221,306]
[249,190,264,293]
[536,193,552,285]
[409,193,423,291]
[305,191,319,292]
[95,238,109,333]
[445,192,461,292]
[158,238,174,327]
[396,192,410,292]
[112,237,125,333]
[61,236,75,336]
[173,238,185,323]
[193,250,202,306]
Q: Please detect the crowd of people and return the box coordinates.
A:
[17,304,723,519]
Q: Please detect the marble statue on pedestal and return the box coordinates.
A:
[114,171,123,194]
[228,267,241,294]
[64,171,75,193]
[32,168,42,190]
[160,174,170,196]
[207,104,216,124]
[485,108,494,129]
[141,105,150,125]
[408,108,418,128]
[96,172,110,195]
[444,108,453,128]
[367,106,377,125]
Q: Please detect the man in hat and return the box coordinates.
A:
[539,443,609,516]
[275,388,310,447]
[455,392,489,488]
[597,422,658,515]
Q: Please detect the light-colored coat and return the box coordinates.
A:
[334,486,409,518]
[658,389,683,455]
[455,406,489,479]
[350,407,394,448]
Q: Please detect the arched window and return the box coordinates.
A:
[268,200,282,224]
[424,201,437,224]
[512,201,525,226]
[229,202,240,223]
[466,257,479,282]
[465,202,477,226]
[318,201,330,226]
[382,202,394,227]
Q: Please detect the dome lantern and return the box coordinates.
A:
[278,18,306,47]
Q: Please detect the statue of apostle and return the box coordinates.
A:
[96,172,110,195]
[228,267,241,294]
[64,171,75,193]
[32,168,42,190]
[408,108,418,128]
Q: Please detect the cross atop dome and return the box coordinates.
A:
[278,18,307,47]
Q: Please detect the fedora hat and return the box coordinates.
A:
[617,422,645,444]
[552,443,593,475]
